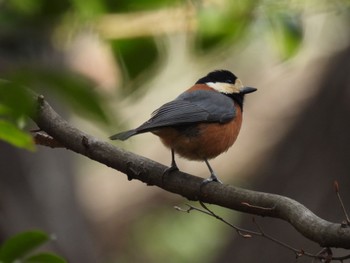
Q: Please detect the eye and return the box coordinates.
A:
[226,79,233,83]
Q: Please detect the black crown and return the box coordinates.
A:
[196,70,237,84]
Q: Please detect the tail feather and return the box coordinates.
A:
[110,129,137,141]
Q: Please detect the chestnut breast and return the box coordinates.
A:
[153,104,242,160]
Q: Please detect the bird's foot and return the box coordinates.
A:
[163,165,179,175]
[198,174,222,200]
[200,173,223,188]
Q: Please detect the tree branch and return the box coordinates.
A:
[32,94,350,249]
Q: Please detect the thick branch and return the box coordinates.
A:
[33,95,350,249]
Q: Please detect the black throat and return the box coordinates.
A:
[227,93,245,110]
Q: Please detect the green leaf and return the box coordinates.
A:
[25,252,67,263]
[111,37,159,93]
[196,0,257,50]
[7,0,42,15]
[269,12,303,59]
[6,69,109,124]
[0,80,36,119]
[107,0,183,12]
[0,230,49,263]
[0,120,35,151]
[71,0,106,17]
[38,71,109,123]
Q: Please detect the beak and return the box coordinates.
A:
[240,87,257,95]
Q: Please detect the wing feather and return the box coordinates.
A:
[135,89,236,133]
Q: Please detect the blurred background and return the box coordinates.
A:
[1,0,350,262]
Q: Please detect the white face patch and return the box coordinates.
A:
[206,79,244,94]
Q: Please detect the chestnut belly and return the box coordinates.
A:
[152,119,242,161]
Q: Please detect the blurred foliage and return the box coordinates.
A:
[6,69,109,123]
[0,0,70,24]
[268,12,303,60]
[0,120,35,151]
[0,70,109,150]
[0,80,36,119]
[111,37,160,93]
[0,80,36,150]
[105,0,184,12]
[25,253,67,263]
[196,0,258,51]
[71,0,106,18]
[0,230,67,263]
[115,203,232,263]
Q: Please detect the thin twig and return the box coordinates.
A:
[202,202,316,259]
[176,202,350,262]
[251,216,311,259]
[175,203,258,238]
[199,201,258,238]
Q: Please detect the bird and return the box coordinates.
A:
[110,70,256,184]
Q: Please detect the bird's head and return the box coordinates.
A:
[196,70,257,108]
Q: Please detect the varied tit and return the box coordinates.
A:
[110,70,257,183]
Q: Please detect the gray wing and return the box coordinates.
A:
[135,89,236,132]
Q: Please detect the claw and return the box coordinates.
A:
[163,165,179,176]
[202,173,223,185]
